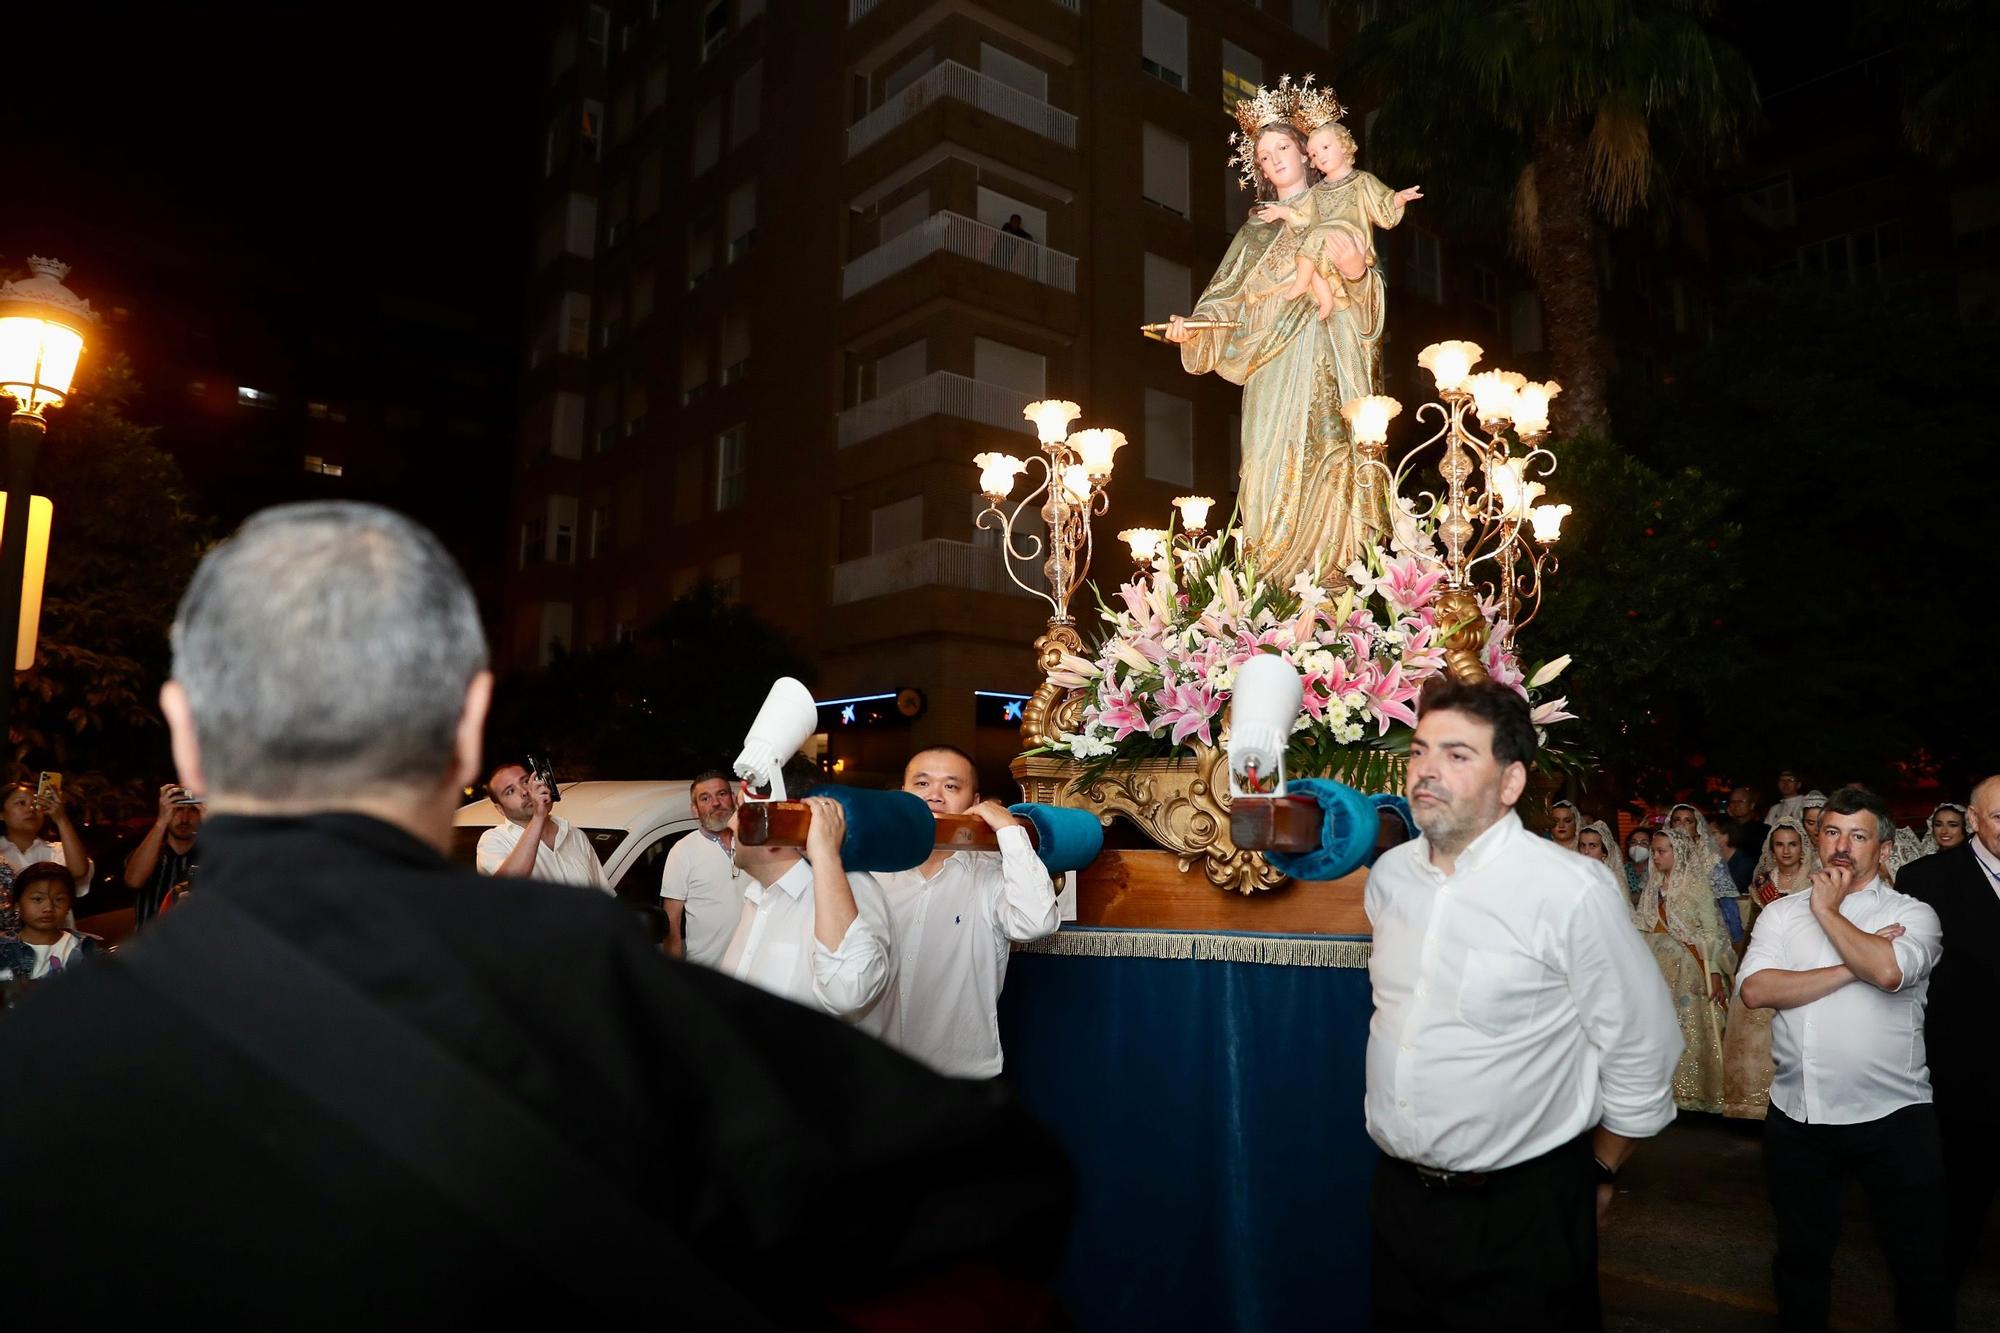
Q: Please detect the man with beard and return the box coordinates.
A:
[1364,679,1681,1328]
[1738,786,1949,1330]
[121,782,205,925]
[476,761,611,892]
[1899,776,2000,1293]
[659,770,749,964]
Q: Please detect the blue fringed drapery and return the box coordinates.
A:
[998,928,1378,1331]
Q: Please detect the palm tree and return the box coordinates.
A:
[1341,0,1760,434]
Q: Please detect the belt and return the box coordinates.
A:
[1387,1136,1585,1191]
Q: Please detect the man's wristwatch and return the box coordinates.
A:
[1592,1156,1619,1188]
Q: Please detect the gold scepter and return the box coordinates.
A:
[1140,318,1240,343]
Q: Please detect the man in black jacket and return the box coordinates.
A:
[1900,773,2000,1289]
[0,503,1071,1325]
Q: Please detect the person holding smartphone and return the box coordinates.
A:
[122,782,204,925]
[476,761,610,893]
[0,779,93,899]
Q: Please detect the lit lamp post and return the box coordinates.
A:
[975,399,1124,743]
[0,258,94,731]
[1343,339,1569,682]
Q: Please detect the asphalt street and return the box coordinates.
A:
[1600,1113,1999,1331]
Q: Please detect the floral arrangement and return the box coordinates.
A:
[1041,499,1575,788]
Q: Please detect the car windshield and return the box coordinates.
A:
[447,826,629,868]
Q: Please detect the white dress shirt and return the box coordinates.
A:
[1365,811,1682,1171]
[1,838,91,896]
[1971,837,2000,899]
[1737,877,1942,1125]
[721,857,896,1035]
[659,829,747,967]
[474,816,612,894]
[876,827,1061,1077]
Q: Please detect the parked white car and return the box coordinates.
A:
[451,780,700,940]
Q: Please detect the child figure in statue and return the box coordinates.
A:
[1256,120,1422,321]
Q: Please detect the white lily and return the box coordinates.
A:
[1526,654,1572,690]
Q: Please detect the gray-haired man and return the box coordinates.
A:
[0,503,1070,1323]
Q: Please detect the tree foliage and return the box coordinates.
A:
[10,353,210,816]
[484,583,815,782]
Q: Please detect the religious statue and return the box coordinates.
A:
[1161,77,1422,590]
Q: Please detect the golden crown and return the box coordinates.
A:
[1230,75,1301,139]
[1291,77,1346,133]
[1228,75,1348,189]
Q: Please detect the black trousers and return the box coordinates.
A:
[1939,1113,2000,1288]
[1370,1135,1598,1332]
[1764,1102,1953,1332]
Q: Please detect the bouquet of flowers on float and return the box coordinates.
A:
[1040,500,1575,789]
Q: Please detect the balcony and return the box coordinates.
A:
[843,211,1077,299]
[851,0,1077,22]
[837,370,1038,449]
[831,538,1038,605]
[847,60,1078,156]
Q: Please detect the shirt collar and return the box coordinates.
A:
[765,857,812,901]
[1969,837,2000,883]
[1418,809,1519,879]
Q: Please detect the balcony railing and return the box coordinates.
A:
[842,210,1078,298]
[846,60,1078,156]
[852,0,1077,22]
[831,538,1038,605]
[837,370,1038,449]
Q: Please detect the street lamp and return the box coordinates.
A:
[0,257,96,729]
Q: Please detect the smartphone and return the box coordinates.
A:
[524,754,561,804]
[34,772,60,804]
[170,787,206,806]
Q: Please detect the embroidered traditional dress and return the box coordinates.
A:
[1721,817,1817,1119]
[1632,829,1737,1113]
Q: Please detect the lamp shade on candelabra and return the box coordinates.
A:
[1528,503,1572,543]
[1464,371,1522,426]
[1059,462,1092,504]
[1069,428,1126,479]
[1417,340,1482,394]
[1511,380,1561,437]
[973,452,1028,499]
[1340,394,1401,447]
[1023,399,1082,445]
[1173,495,1214,532]
[1119,527,1167,562]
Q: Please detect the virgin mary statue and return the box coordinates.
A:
[1166,81,1391,589]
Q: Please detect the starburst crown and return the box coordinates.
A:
[1290,78,1346,133]
[1228,75,1346,190]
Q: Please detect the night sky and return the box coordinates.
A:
[5,5,540,326]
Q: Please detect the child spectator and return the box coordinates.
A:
[2,862,96,982]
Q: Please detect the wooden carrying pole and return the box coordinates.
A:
[1231,797,1416,857]
[735,802,1042,853]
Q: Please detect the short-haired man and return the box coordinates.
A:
[0,502,1068,1322]
[876,745,1061,1077]
[1366,680,1681,1326]
[476,762,610,893]
[1899,775,2000,1291]
[1767,769,1806,825]
[722,789,896,1034]
[1738,786,1949,1331]
[658,770,747,964]
[121,782,204,925]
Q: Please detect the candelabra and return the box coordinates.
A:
[1342,341,1570,681]
[974,400,1124,745]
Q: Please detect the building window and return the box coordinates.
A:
[237,386,278,408]
[731,61,762,145]
[543,107,568,179]
[585,6,610,67]
[700,0,728,61]
[683,338,710,404]
[688,227,715,289]
[1143,253,1191,325]
[1142,123,1190,217]
[637,150,662,219]
[1143,389,1194,487]
[873,340,926,397]
[550,496,578,565]
[611,87,634,146]
[1289,0,1331,45]
[551,24,578,80]
[1740,175,1796,229]
[1140,0,1187,90]
[565,194,598,259]
[595,380,622,452]
[979,42,1047,101]
[520,517,546,569]
[691,98,722,177]
[1509,292,1545,355]
[552,391,586,459]
[1797,221,1903,284]
[1408,230,1443,303]
[605,177,630,248]
[726,182,757,261]
[644,64,668,115]
[302,455,344,477]
[720,309,750,384]
[624,384,650,438]
[1221,41,1262,116]
[559,291,591,357]
[869,496,924,555]
[581,99,604,162]
[596,292,624,351]
[632,268,656,325]
[1473,264,1500,314]
[715,426,747,511]
[973,337,1046,397]
[589,503,611,560]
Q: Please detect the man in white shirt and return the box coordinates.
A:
[475,762,611,894]
[658,770,747,964]
[1365,680,1681,1328]
[876,745,1060,1077]
[722,793,895,1035]
[1738,785,1950,1331]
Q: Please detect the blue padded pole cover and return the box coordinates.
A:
[1264,778,1378,882]
[1008,803,1105,874]
[811,785,936,873]
[1369,793,1415,858]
